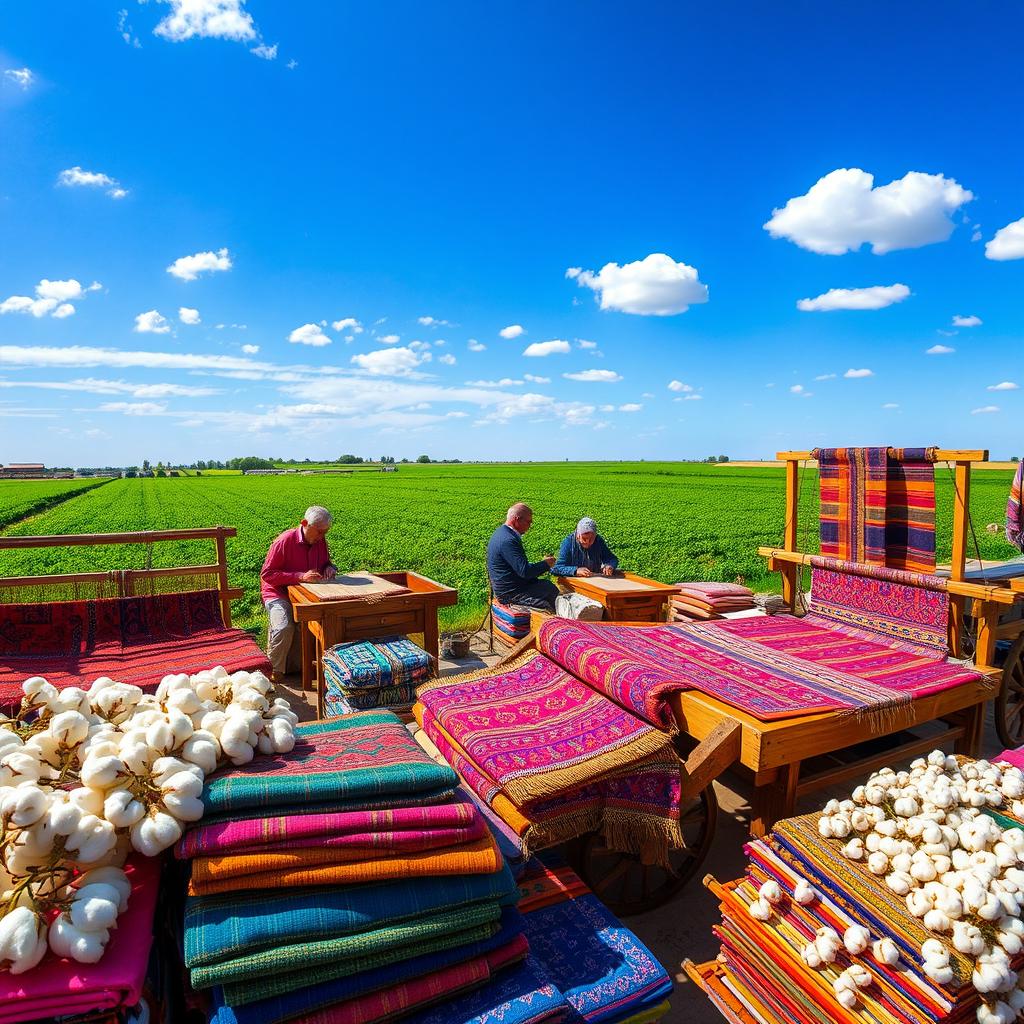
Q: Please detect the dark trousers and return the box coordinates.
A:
[497,578,559,612]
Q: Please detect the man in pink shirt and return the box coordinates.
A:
[261,505,338,679]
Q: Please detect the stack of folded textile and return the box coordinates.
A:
[492,600,532,645]
[177,711,530,1024]
[670,582,755,621]
[403,856,673,1024]
[321,636,433,717]
[415,651,683,865]
[696,754,1024,1024]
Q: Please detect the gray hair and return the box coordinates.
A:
[506,502,532,523]
[304,505,333,528]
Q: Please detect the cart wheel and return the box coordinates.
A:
[569,785,718,917]
[996,634,1024,750]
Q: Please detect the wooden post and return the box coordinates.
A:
[214,527,232,627]
[974,598,1000,671]
[949,461,971,656]
[781,458,800,610]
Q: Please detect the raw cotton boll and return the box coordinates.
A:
[144,719,175,755]
[924,959,955,985]
[181,732,220,774]
[48,798,84,837]
[823,799,841,815]
[904,818,926,840]
[864,785,886,806]
[974,963,1009,994]
[1003,776,1024,800]
[48,916,109,963]
[852,785,867,804]
[875,819,899,838]
[977,1003,1016,1024]
[842,839,865,861]
[934,889,963,920]
[977,894,1004,922]
[844,925,871,954]
[923,909,952,933]
[873,937,900,966]
[867,852,890,875]
[835,986,858,1009]
[68,890,119,932]
[1002,828,1024,853]
[994,843,1018,869]
[52,687,90,716]
[953,922,986,957]
[932,856,952,877]
[150,757,197,785]
[267,718,295,753]
[165,708,194,747]
[257,733,274,755]
[911,858,938,883]
[997,930,1023,956]
[155,673,191,700]
[793,879,816,905]
[66,814,117,865]
[0,906,48,975]
[748,897,772,921]
[758,880,783,905]
[119,743,152,776]
[844,964,873,989]
[2,751,42,784]
[801,942,823,968]
[886,871,915,896]
[103,788,145,828]
[1009,989,1024,1013]
[926,750,946,767]
[3,784,51,827]
[894,797,919,818]
[921,941,950,966]
[129,809,183,857]
[879,837,902,858]
[922,843,951,858]
[48,710,91,747]
[1000,916,1024,939]
[952,849,972,871]
[75,868,130,911]
[79,753,124,791]
[814,934,840,963]
[906,890,933,918]
[865,833,882,853]
[911,757,928,771]
[995,890,1020,917]
[921,823,944,846]
[850,809,872,832]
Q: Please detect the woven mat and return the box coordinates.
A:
[304,573,410,600]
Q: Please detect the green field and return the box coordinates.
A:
[0,464,1018,640]
[0,478,111,530]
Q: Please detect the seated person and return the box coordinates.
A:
[486,502,558,611]
[551,517,619,578]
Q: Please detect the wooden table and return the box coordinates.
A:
[288,571,458,713]
[556,571,678,621]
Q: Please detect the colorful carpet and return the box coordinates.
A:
[537,615,977,728]
[177,800,481,859]
[1008,459,1024,552]
[322,636,432,690]
[493,601,532,640]
[185,863,517,969]
[883,447,938,572]
[199,712,458,817]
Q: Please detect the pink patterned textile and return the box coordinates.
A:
[176,801,483,859]
[998,748,1024,771]
[0,855,159,1023]
[537,616,980,727]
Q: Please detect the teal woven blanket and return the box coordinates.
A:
[201,712,457,815]
[185,862,517,967]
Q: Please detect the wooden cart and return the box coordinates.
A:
[556,571,679,622]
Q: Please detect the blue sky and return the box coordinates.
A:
[1,2,1023,465]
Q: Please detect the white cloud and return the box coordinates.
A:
[790,384,806,393]
[179,306,201,325]
[499,324,524,339]
[882,403,900,409]
[972,229,983,242]
[377,334,401,345]
[166,247,232,281]
[97,401,168,416]
[937,329,958,337]
[438,353,456,366]
[154,0,257,42]
[57,166,128,200]
[0,279,99,319]
[118,9,141,48]
[927,344,956,355]
[764,169,973,254]
[988,381,1019,391]
[563,369,622,383]
[523,374,550,384]
[467,339,486,352]
[466,379,524,388]
[0,345,269,373]
[567,253,709,315]
[3,68,33,89]
[287,59,298,70]
[250,43,277,59]
[476,392,597,428]
[815,373,837,381]
[844,368,874,379]
[288,323,331,347]
[797,283,910,312]
[678,394,703,402]
[523,340,571,357]
[577,339,598,350]
[618,403,643,412]
[0,378,220,398]
[952,314,982,327]
[668,380,693,392]
[971,406,1000,415]
[350,346,429,376]
[331,317,363,334]
[986,218,1024,261]
[134,310,171,334]
[419,316,454,327]
[241,344,260,355]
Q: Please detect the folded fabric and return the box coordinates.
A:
[0,855,160,1024]
[209,909,527,1024]
[459,784,528,876]
[219,910,504,1006]
[400,954,567,1024]
[200,711,457,817]
[188,833,504,895]
[675,581,753,600]
[321,636,432,689]
[324,680,418,711]
[177,800,481,859]
[185,861,518,968]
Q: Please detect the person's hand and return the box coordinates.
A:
[543,555,556,568]
[576,566,593,577]
[301,570,323,583]
[601,565,614,577]
[323,566,337,580]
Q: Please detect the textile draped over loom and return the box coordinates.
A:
[1008,459,1024,552]
[812,447,938,572]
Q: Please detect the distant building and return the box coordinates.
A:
[0,463,50,479]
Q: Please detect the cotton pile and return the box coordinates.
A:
[492,600,532,644]
[321,637,433,718]
[697,752,1024,1024]
[177,711,530,1024]
[670,582,755,621]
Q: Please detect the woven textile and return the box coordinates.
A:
[322,637,432,691]
[493,601,531,639]
[200,712,457,817]
[188,834,504,896]
[177,800,479,859]
[0,856,159,1023]
[884,447,938,571]
[1009,460,1024,552]
[209,908,527,1024]
[324,680,418,714]
[185,863,517,968]
[808,557,950,654]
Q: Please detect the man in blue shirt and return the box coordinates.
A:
[486,502,558,611]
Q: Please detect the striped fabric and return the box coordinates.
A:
[1008,459,1024,552]
[884,447,938,572]
[493,601,531,642]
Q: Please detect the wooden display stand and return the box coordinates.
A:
[288,571,457,717]
[556,571,678,621]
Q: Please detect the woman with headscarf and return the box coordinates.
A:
[551,517,619,578]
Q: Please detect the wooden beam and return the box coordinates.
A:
[776,449,989,463]
[679,718,741,802]
[0,527,238,549]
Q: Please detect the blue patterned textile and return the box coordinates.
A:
[322,636,432,691]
